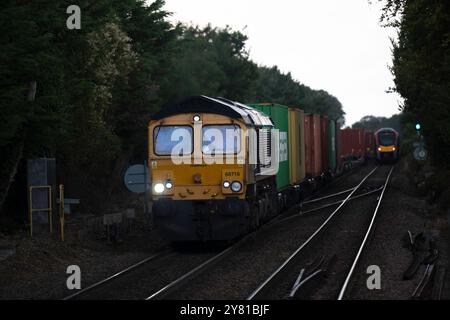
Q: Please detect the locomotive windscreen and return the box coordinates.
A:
[202,125,241,154]
[153,125,193,156]
[378,131,395,146]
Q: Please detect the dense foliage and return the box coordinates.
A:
[352,114,401,133]
[0,0,345,217]
[379,0,450,167]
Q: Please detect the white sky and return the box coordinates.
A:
[161,0,403,125]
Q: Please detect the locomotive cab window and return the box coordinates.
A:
[153,125,193,156]
[379,132,395,146]
[202,125,241,155]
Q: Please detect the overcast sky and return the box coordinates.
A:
[162,0,403,126]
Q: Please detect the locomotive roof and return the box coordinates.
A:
[152,95,273,127]
[375,127,398,134]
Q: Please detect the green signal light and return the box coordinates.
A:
[415,123,421,130]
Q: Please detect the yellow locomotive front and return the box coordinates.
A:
[148,96,273,241]
[149,114,246,201]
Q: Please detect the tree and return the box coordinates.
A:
[0,0,177,214]
[249,66,345,120]
[160,25,258,104]
[1,1,348,219]
[352,114,401,133]
[379,0,450,167]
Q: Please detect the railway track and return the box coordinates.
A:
[146,241,242,300]
[63,217,276,300]
[63,163,383,300]
[62,247,225,300]
[145,165,380,300]
[62,249,173,300]
[270,160,371,225]
[275,184,383,225]
[154,164,382,300]
[300,158,367,203]
[247,165,394,300]
[337,166,394,299]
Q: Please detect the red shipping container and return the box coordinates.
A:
[356,128,364,157]
[320,116,329,170]
[345,130,352,157]
[304,114,323,177]
[336,124,344,169]
[339,128,365,159]
[356,128,365,157]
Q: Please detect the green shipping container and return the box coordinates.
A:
[328,119,337,171]
[247,103,290,190]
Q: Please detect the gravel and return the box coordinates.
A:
[345,162,450,300]
[0,223,168,299]
[164,164,382,300]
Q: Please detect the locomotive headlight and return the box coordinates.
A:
[165,181,173,189]
[193,115,201,122]
[231,181,242,192]
[154,183,165,194]
[223,181,230,188]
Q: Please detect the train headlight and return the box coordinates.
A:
[154,183,165,194]
[231,181,242,192]
[165,181,173,189]
[193,115,201,122]
[223,181,230,188]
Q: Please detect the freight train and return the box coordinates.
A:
[375,128,400,163]
[148,96,376,242]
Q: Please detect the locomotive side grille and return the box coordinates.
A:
[258,128,272,168]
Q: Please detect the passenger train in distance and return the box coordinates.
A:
[374,128,400,163]
[148,95,380,242]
